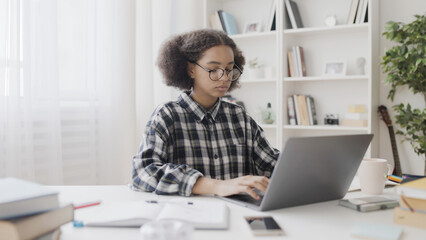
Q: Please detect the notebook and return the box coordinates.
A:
[74,198,228,230]
[219,134,373,211]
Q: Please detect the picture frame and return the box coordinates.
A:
[323,61,346,76]
[243,21,262,33]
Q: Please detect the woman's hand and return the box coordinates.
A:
[192,175,269,200]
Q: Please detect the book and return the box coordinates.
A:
[34,228,61,240]
[339,196,399,212]
[292,46,300,77]
[220,10,238,35]
[213,11,224,31]
[306,96,318,125]
[399,196,426,213]
[267,1,276,31]
[285,0,303,29]
[297,95,309,126]
[350,223,403,240]
[287,51,296,77]
[355,0,365,24]
[287,96,297,125]
[217,10,227,33]
[347,0,360,24]
[0,204,74,240]
[358,0,368,23]
[394,206,426,229]
[76,198,229,230]
[395,177,426,200]
[0,178,59,220]
[293,95,301,125]
[298,46,306,76]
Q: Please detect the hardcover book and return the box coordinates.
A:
[0,178,59,220]
[220,10,238,35]
[285,0,304,29]
[0,204,73,240]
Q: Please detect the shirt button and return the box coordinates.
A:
[214,154,218,159]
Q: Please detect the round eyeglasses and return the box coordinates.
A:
[193,62,242,81]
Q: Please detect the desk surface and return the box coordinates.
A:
[52,185,425,240]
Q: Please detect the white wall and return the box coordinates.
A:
[378,0,426,174]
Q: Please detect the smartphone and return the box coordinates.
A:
[244,216,284,236]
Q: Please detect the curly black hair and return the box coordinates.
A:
[157,29,245,92]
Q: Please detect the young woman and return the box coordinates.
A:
[132,29,279,200]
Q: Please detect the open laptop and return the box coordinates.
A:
[219,134,373,211]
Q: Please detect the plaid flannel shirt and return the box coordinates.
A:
[132,91,279,196]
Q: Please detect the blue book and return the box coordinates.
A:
[350,223,403,240]
[220,11,238,35]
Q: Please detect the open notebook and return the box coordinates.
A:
[74,198,228,230]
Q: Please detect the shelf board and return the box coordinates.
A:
[283,125,368,131]
[284,23,368,37]
[260,124,277,129]
[231,31,276,40]
[240,78,277,83]
[283,75,368,82]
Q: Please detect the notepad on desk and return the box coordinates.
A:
[75,198,228,230]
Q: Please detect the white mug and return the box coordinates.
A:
[358,158,393,195]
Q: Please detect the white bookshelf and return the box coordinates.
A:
[203,0,379,156]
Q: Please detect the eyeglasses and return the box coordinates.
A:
[193,62,242,82]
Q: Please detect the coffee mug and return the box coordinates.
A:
[358,158,393,195]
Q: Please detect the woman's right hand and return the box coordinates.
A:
[192,175,269,200]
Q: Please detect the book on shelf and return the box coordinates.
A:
[288,46,306,77]
[292,95,301,125]
[393,178,426,229]
[287,51,296,77]
[210,12,224,32]
[287,96,297,125]
[0,204,74,240]
[219,10,238,35]
[298,46,306,76]
[358,0,368,23]
[75,198,229,230]
[0,178,59,220]
[285,0,303,29]
[217,10,227,33]
[347,0,360,24]
[297,95,310,126]
[289,94,317,126]
[267,1,276,31]
[306,95,318,125]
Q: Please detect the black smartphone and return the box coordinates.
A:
[244,216,284,236]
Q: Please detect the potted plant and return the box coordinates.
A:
[381,14,425,175]
[247,57,264,79]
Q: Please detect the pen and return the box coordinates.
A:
[74,200,102,210]
[386,174,403,183]
[145,200,194,205]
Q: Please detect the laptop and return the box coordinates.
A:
[219,134,373,211]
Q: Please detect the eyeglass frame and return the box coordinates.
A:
[191,61,243,82]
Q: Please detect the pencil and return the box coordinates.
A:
[74,200,102,209]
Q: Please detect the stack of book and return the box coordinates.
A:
[287,94,317,126]
[347,0,369,24]
[287,46,306,77]
[394,178,426,229]
[0,178,74,240]
[209,10,238,35]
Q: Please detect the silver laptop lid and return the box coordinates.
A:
[259,134,373,211]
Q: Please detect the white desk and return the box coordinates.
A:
[51,185,426,240]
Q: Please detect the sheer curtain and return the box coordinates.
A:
[0,0,136,184]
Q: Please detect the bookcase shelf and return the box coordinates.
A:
[283,23,369,37]
[203,0,379,156]
[283,75,368,82]
[283,125,369,132]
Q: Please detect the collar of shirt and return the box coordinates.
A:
[178,91,221,123]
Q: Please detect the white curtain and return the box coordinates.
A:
[0,0,136,185]
[135,0,203,136]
